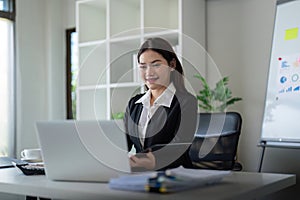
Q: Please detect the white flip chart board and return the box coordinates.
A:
[261,0,300,145]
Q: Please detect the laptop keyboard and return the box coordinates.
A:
[0,157,27,168]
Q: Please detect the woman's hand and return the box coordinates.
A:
[129,151,156,170]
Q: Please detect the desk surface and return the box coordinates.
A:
[0,168,295,200]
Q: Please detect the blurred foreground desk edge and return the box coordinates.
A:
[0,168,296,200]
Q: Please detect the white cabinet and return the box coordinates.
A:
[76,0,206,120]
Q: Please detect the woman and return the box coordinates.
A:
[124,37,197,171]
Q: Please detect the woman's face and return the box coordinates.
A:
[138,50,173,92]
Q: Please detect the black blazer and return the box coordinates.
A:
[124,90,197,170]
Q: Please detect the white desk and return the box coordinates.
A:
[0,168,295,200]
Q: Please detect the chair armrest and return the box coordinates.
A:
[232,162,243,171]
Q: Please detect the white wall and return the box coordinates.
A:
[207,0,274,170]
[15,0,76,156]
[207,0,299,198]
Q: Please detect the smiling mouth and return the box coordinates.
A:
[145,77,158,83]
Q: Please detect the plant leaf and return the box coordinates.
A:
[195,74,242,112]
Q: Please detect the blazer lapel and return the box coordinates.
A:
[131,103,143,151]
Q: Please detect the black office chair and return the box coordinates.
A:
[189,112,242,171]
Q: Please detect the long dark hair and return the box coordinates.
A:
[137,37,187,92]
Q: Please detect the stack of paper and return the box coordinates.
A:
[109,166,231,193]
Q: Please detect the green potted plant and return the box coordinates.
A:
[194,74,242,112]
[112,112,125,120]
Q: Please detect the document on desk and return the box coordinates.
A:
[109,166,232,193]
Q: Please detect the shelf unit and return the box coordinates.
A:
[76,0,206,120]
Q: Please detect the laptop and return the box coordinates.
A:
[0,157,27,168]
[35,120,131,182]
